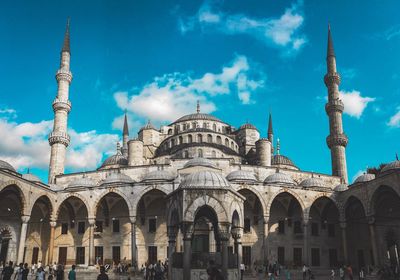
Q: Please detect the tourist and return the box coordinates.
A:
[339,266,345,280]
[206,260,224,280]
[31,263,36,275]
[154,260,164,280]
[21,263,29,280]
[240,263,245,280]
[97,266,109,280]
[14,263,24,280]
[48,267,54,280]
[302,264,307,280]
[347,264,353,280]
[67,265,76,280]
[1,261,14,280]
[36,267,46,280]
[56,264,64,280]
[359,267,365,280]
[37,261,42,270]
[330,268,335,280]
[52,263,57,273]
[141,264,147,279]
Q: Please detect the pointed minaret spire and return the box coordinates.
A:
[48,18,73,183]
[196,100,200,113]
[122,111,129,157]
[324,24,348,183]
[62,18,70,53]
[268,112,274,154]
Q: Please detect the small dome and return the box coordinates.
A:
[239,123,257,130]
[272,155,297,168]
[22,173,41,182]
[381,160,400,173]
[334,184,348,192]
[173,113,222,124]
[179,170,230,189]
[142,170,175,182]
[100,154,128,169]
[0,159,16,172]
[264,172,296,185]
[68,176,96,188]
[354,173,375,183]
[226,170,257,182]
[300,177,326,189]
[184,157,216,169]
[100,172,134,185]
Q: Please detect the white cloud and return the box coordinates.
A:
[114,55,264,122]
[388,107,400,127]
[339,90,375,118]
[178,2,307,53]
[0,114,120,173]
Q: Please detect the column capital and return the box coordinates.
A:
[181,222,194,240]
[88,217,96,226]
[21,215,30,223]
[218,222,231,241]
[50,221,57,228]
[367,215,376,225]
[339,221,347,229]
[129,216,137,224]
[231,226,243,241]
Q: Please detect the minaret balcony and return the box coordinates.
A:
[326,134,348,148]
[324,72,341,86]
[325,99,344,114]
[55,69,72,83]
[52,98,72,113]
[48,131,70,147]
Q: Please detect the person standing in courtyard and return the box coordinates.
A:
[13,263,24,280]
[67,265,76,280]
[97,266,109,280]
[21,263,29,280]
[1,261,14,280]
[240,263,245,280]
[36,267,46,280]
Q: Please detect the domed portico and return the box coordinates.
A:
[167,167,245,280]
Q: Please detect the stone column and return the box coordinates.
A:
[232,228,243,278]
[263,216,270,264]
[340,221,348,264]
[48,221,57,265]
[303,215,310,265]
[167,226,178,279]
[219,223,231,279]
[88,218,95,266]
[368,216,379,267]
[130,217,137,267]
[17,215,30,264]
[182,222,193,280]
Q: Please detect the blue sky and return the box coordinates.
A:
[0,0,399,182]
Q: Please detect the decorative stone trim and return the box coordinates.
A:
[325,99,344,114]
[55,69,72,83]
[324,72,341,86]
[48,131,70,147]
[52,98,72,113]
[326,133,348,148]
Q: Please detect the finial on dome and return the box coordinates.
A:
[396,153,399,161]
[62,17,71,53]
[196,100,200,113]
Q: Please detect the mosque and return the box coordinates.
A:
[0,20,399,280]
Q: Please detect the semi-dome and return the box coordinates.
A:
[0,159,16,172]
[179,170,230,189]
[381,160,400,173]
[100,172,134,185]
[334,184,348,192]
[184,157,216,169]
[226,170,257,182]
[354,173,375,184]
[68,176,96,188]
[272,155,297,168]
[142,170,175,182]
[239,123,258,130]
[300,177,326,189]
[22,173,41,183]
[264,172,296,185]
[100,144,128,169]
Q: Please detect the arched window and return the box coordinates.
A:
[230,141,234,149]
[216,136,222,144]
[225,138,229,146]
[168,129,173,135]
[198,149,203,157]
[198,134,203,143]
[188,135,193,143]
[211,150,216,158]
[184,151,189,158]
[171,139,175,146]
[213,124,217,131]
[203,122,207,129]
[192,122,197,129]
[178,136,183,145]
[207,134,212,143]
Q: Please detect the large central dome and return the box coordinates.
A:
[172,112,223,124]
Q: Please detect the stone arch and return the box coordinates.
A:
[55,193,91,219]
[92,189,133,218]
[236,185,267,216]
[184,195,229,223]
[29,194,55,220]
[367,184,400,216]
[0,180,27,215]
[266,188,305,217]
[343,195,367,218]
[131,185,169,217]
[305,193,340,217]
[228,199,244,227]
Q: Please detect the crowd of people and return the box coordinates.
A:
[0,261,71,280]
[140,260,168,280]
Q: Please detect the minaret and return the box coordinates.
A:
[122,112,129,157]
[48,19,73,183]
[268,112,274,153]
[324,25,348,183]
